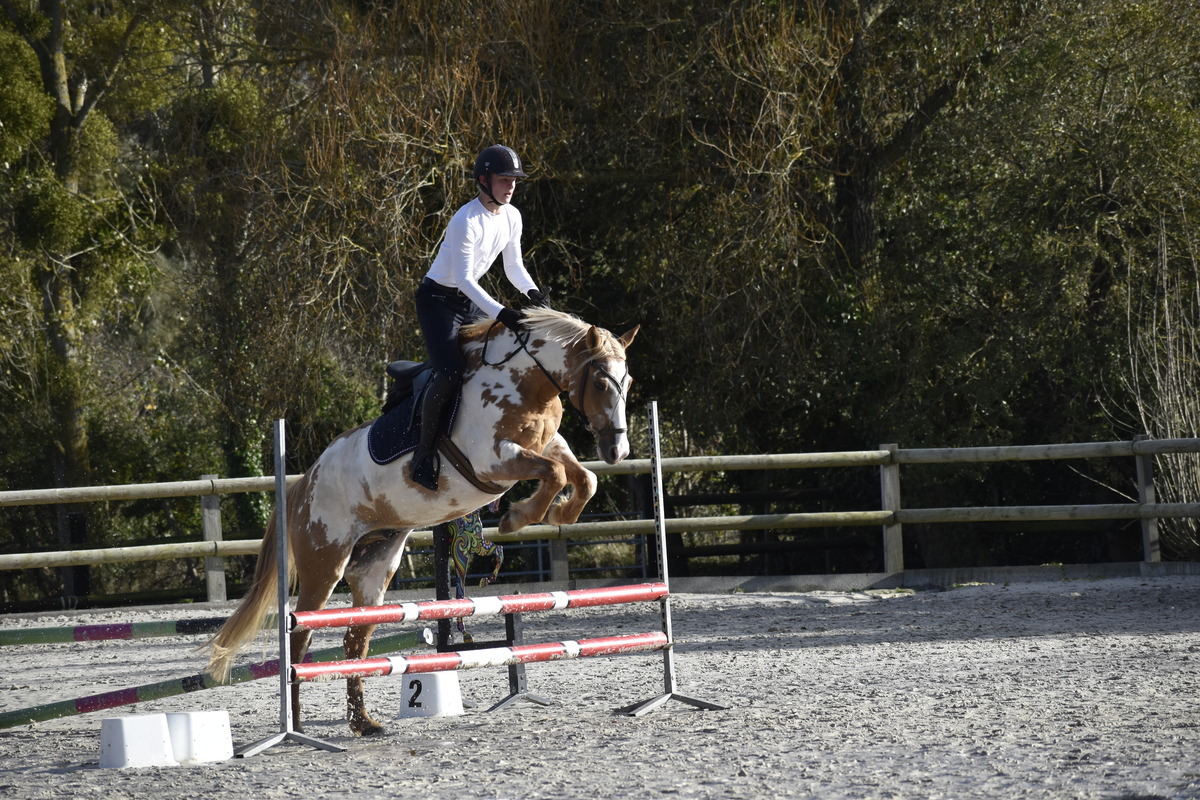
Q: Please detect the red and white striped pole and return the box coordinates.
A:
[292,631,669,683]
[290,582,669,631]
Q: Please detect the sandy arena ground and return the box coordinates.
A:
[2,575,1200,799]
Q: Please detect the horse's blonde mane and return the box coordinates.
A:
[461,308,627,366]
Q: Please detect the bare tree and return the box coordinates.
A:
[1123,215,1200,559]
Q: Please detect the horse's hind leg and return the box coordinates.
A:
[288,564,344,733]
[342,531,411,737]
[343,621,382,736]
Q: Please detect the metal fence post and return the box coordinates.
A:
[1134,435,1160,563]
[201,474,227,602]
[880,443,904,573]
[433,523,452,648]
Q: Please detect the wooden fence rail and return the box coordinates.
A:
[2,437,1199,592]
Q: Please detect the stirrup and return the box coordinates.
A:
[410,448,441,492]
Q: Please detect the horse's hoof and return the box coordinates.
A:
[352,719,386,737]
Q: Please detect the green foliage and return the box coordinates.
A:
[3,0,1200,606]
[82,10,177,121]
[166,78,276,163]
[72,112,120,186]
[0,30,52,165]
[13,176,87,251]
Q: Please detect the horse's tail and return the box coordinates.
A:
[204,477,302,682]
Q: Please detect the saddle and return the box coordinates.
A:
[381,360,434,414]
[368,361,504,494]
[368,361,454,465]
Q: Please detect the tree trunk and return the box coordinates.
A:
[830,3,880,274]
[27,0,94,573]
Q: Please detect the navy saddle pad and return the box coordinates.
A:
[367,367,460,465]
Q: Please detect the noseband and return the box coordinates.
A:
[573,359,630,437]
[481,323,628,437]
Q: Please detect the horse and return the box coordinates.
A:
[204,308,638,736]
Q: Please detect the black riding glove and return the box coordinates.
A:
[526,289,549,307]
[497,307,526,332]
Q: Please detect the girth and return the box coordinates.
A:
[438,437,506,495]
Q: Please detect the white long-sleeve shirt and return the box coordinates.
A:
[425,197,537,319]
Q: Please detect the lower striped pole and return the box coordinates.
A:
[292,631,669,683]
[0,629,430,730]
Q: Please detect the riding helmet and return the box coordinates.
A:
[473,145,529,180]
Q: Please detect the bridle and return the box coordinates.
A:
[481,323,629,437]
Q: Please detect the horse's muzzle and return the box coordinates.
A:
[596,428,630,465]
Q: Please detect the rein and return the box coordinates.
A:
[481,322,628,436]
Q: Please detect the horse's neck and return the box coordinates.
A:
[454,346,566,462]
[524,343,572,389]
[467,341,573,402]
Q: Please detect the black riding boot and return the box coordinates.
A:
[409,372,456,492]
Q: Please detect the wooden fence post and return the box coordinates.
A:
[548,539,570,583]
[201,474,227,602]
[880,443,904,573]
[1133,435,1161,563]
[633,473,661,580]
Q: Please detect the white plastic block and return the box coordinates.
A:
[166,710,233,765]
[99,714,177,769]
[398,670,464,718]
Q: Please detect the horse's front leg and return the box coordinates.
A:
[485,440,570,534]
[540,433,598,526]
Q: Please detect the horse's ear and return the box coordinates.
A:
[618,325,640,349]
[586,326,603,352]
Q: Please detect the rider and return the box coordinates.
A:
[409,144,547,491]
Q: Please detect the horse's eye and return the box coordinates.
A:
[594,378,608,392]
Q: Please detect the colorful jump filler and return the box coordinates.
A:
[448,507,504,642]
